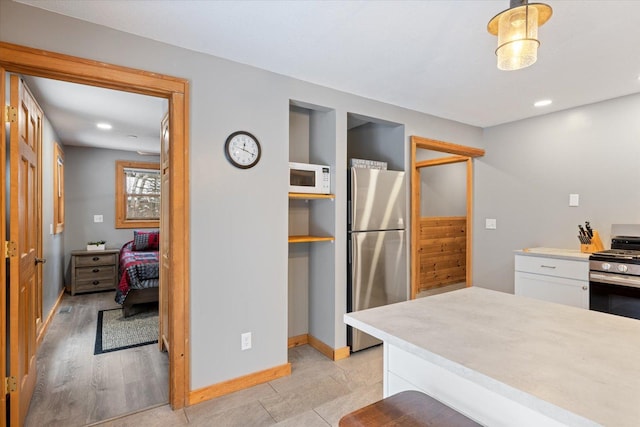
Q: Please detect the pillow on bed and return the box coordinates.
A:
[132,230,160,251]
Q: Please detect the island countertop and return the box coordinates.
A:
[344,287,640,427]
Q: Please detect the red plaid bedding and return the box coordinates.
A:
[115,240,160,304]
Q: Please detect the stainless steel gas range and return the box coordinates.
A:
[589,225,640,320]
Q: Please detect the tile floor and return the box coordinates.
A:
[92,344,383,427]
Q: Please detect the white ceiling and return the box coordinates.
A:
[23,76,167,154]
[14,0,640,151]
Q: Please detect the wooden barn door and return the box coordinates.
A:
[410,136,484,299]
[417,216,467,292]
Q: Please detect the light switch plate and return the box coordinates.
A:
[569,194,579,207]
[241,332,252,351]
[94,214,104,223]
[485,218,497,230]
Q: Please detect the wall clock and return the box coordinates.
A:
[224,131,261,169]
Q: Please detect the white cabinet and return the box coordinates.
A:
[514,253,589,309]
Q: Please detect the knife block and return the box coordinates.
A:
[580,230,605,253]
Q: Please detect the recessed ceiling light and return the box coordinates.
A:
[96,122,112,130]
[534,99,552,107]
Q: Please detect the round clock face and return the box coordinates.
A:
[224,131,261,169]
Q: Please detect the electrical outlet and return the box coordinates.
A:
[485,218,497,230]
[569,194,579,207]
[94,214,104,223]
[241,332,252,351]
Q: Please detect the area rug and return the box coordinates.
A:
[94,307,158,354]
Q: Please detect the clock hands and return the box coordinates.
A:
[235,145,255,155]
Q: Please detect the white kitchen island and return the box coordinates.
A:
[344,287,640,427]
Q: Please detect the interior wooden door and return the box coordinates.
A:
[8,74,42,426]
[0,64,8,427]
[159,112,170,352]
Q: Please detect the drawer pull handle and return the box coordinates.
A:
[92,257,100,261]
[540,265,556,269]
[92,268,100,273]
[92,280,100,285]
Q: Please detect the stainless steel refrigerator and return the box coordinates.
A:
[347,167,408,352]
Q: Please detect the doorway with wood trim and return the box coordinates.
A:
[0,42,190,424]
[410,136,485,299]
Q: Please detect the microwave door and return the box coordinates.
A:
[290,168,316,188]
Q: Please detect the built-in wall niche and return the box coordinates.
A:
[347,113,405,171]
[287,100,339,359]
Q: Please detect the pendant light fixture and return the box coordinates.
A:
[487,0,552,71]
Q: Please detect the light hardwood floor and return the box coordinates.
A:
[27,290,384,426]
[90,344,383,427]
[25,291,169,426]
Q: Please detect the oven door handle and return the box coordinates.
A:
[590,273,640,289]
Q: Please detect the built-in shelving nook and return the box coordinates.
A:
[288,100,339,359]
[346,113,405,171]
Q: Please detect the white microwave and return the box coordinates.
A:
[289,162,331,194]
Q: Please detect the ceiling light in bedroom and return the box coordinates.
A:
[534,99,552,107]
[487,0,552,71]
[96,122,112,130]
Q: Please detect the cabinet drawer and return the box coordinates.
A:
[75,253,117,267]
[75,265,115,281]
[515,272,589,309]
[515,255,588,281]
[75,278,116,293]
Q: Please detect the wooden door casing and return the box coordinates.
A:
[9,74,42,426]
[0,41,190,411]
[160,112,170,352]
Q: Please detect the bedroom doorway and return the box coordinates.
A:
[0,42,190,423]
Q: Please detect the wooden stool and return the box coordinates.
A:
[339,390,481,427]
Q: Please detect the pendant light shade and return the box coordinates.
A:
[488,0,552,71]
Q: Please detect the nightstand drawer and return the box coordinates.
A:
[69,249,120,295]
[75,253,117,267]
[75,265,116,281]
[75,278,116,293]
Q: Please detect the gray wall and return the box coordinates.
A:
[347,120,405,171]
[40,115,66,318]
[1,1,483,390]
[420,162,467,217]
[63,146,160,273]
[474,93,640,294]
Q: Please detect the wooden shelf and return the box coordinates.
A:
[289,192,335,200]
[288,235,335,243]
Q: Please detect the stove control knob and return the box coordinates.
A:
[617,264,628,273]
[602,263,611,271]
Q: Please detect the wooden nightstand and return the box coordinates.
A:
[68,249,120,295]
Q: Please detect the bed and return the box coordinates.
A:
[115,230,160,317]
